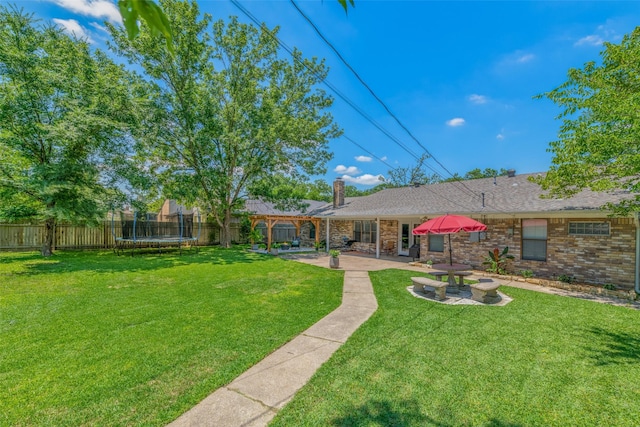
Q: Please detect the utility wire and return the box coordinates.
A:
[230,0,420,160]
[231,0,511,215]
[342,135,396,171]
[342,135,478,212]
[290,0,483,199]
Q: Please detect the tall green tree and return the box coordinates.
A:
[0,6,140,256]
[386,153,440,187]
[461,167,508,180]
[108,0,340,247]
[116,0,355,53]
[535,27,640,214]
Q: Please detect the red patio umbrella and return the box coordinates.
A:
[412,214,487,265]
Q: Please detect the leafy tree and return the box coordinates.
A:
[534,27,640,214]
[344,185,365,197]
[108,0,340,247]
[304,179,333,202]
[462,167,508,180]
[118,0,173,52]
[116,0,355,55]
[0,6,140,256]
[386,153,440,187]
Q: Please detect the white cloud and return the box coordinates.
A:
[52,19,94,43]
[341,174,385,186]
[516,53,535,63]
[48,0,122,24]
[333,165,361,176]
[446,118,465,127]
[574,34,604,47]
[498,50,536,68]
[496,134,504,140]
[380,156,388,161]
[355,155,372,162]
[89,22,109,33]
[468,94,488,104]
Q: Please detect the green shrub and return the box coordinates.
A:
[483,247,515,275]
[520,269,533,278]
[558,274,576,284]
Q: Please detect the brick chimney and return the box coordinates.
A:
[333,178,345,208]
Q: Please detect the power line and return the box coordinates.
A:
[289,0,484,198]
[341,135,478,213]
[230,0,421,160]
[342,135,395,170]
[230,0,511,215]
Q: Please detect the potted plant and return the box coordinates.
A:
[314,241,322,252]
[329,249,340,268]
[271,242,281,256]
[249,229,263,250]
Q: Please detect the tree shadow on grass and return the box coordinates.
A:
[584,326,640,366]
[1,247,277,276]
[329,400,522,427]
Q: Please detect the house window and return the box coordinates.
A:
[353,220,377,243]
[522,219,547,261]
[568,222,609,236]
[309,223,316,239]
[428,235,444,252]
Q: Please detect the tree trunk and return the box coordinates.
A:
[41,217,55,257]
[221,208,232,248]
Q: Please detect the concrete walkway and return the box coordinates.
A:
[169,252,639,426]
[290,253,640,310]
[168,268,378,427]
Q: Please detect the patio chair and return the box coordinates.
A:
[342,236,356,251]
[291,237,300,248]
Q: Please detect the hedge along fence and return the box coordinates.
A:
[0,221,241,251]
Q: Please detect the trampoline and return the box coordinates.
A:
[111,209,201,255]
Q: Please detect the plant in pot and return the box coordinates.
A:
[329,249,340,268]
[314,241,322,252]
[271,242,281,256]
[249,229,263,250]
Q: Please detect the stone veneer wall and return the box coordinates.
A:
[324,220,353,249]
[318,219,398,255]
[380,220,398,255]
[419,216,637,290]
[298,222,315,248]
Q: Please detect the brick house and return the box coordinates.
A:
[301,172,639,293]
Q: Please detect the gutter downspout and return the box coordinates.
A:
[326,218,330,254]
[635,212,640,296]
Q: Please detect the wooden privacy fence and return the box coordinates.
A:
[0,221,241,251]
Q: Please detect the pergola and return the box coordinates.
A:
[250,214,321,251]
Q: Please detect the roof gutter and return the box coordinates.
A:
[636,212,640,295]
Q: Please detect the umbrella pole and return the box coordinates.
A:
[448,234,453,265]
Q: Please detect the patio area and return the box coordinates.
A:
[284,252,640,309]
[408,282,513,306]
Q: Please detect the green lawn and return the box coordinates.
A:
[0,248,343,426]
[271,269,640,427]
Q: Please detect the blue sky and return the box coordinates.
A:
[7,0,640,187]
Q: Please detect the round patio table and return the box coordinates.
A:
[432,263,472,293]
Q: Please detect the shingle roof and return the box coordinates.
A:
[307,172,634,218]
[244,199,327,216]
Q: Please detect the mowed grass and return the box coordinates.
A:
[272,269,640,427]
[0,247,343,426]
